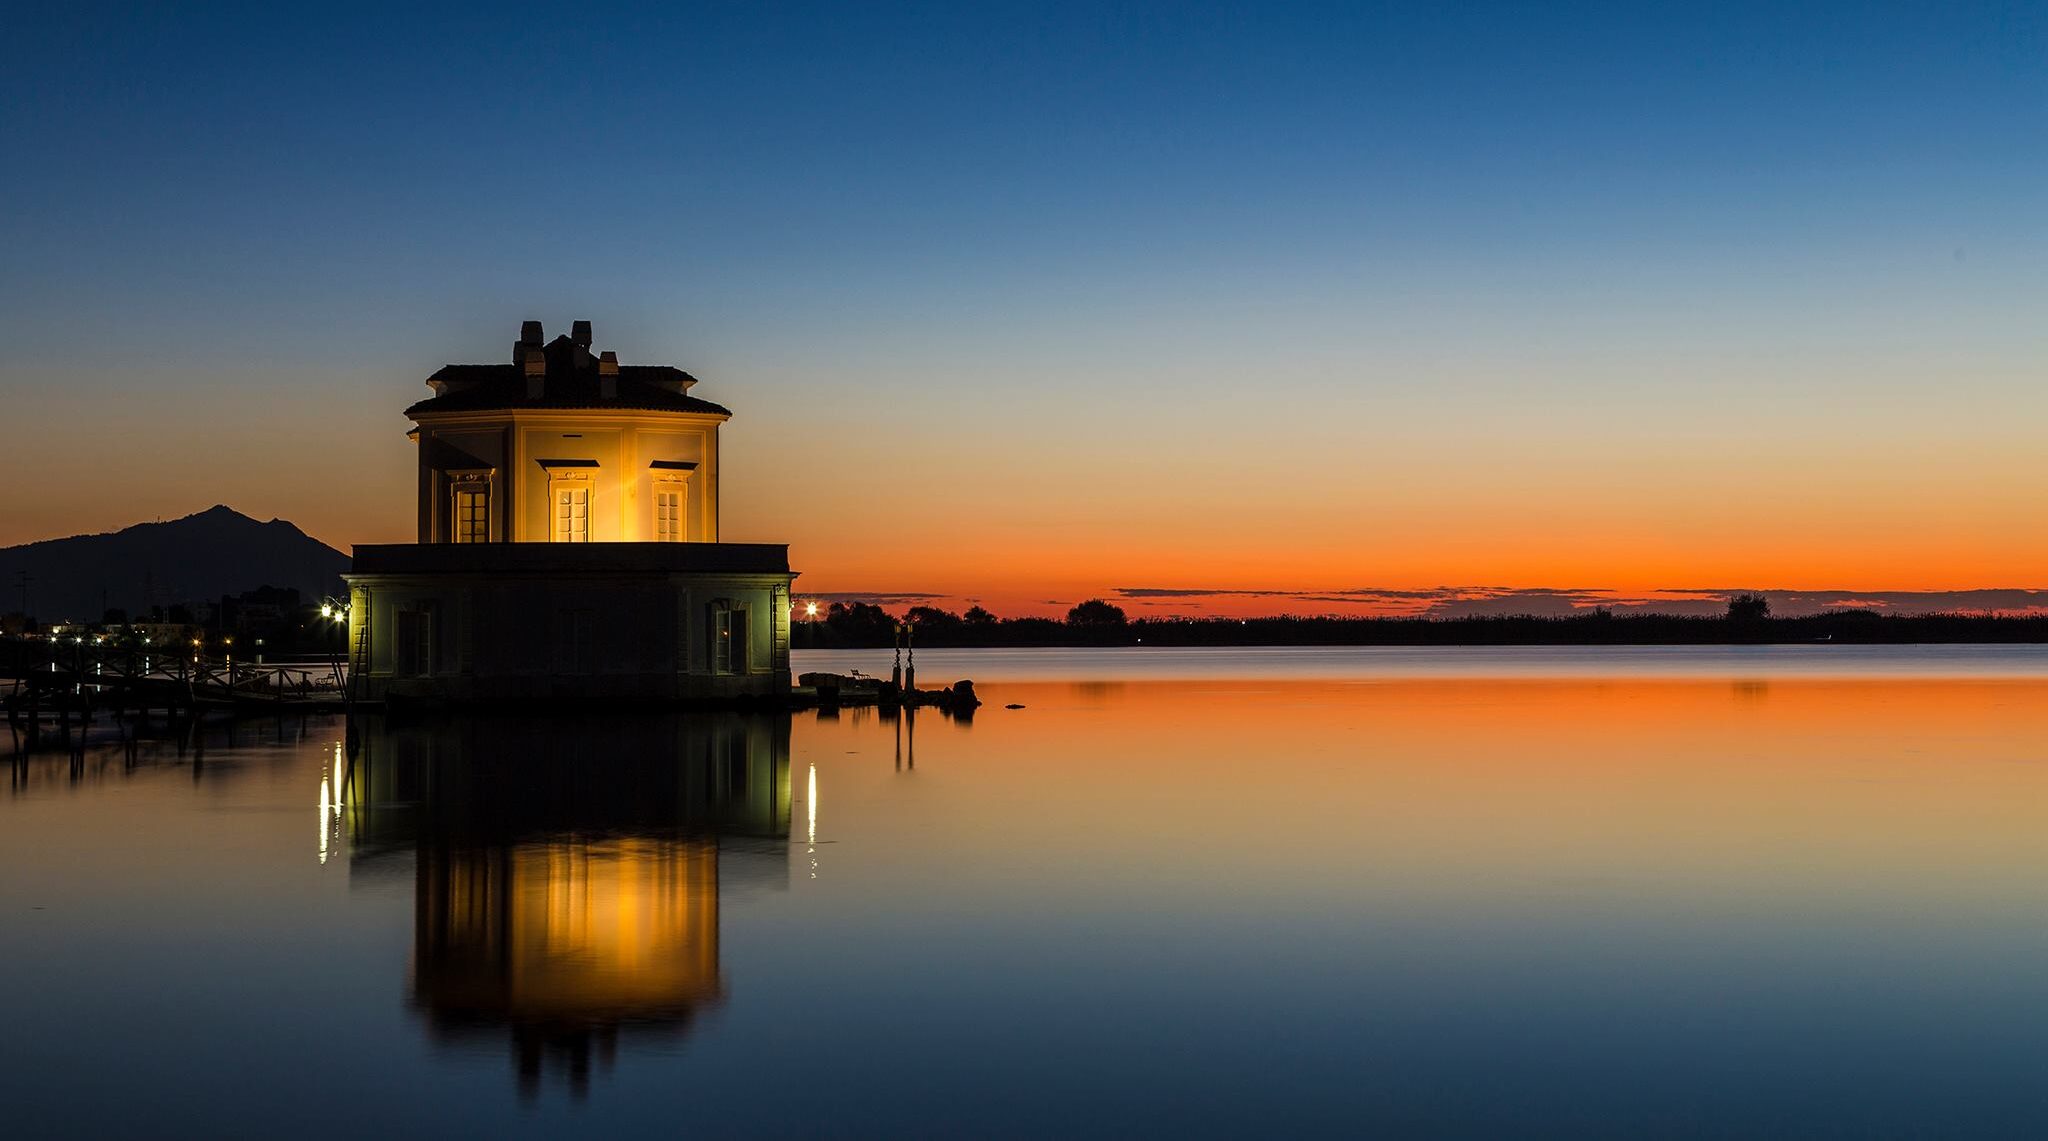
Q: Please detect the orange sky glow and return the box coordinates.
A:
[3,360,2044,620]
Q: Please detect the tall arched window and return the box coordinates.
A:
[448,472,492,543]
[538,459,600,543]
[649,460,697,542]
[554,485,590,542]
[654,487,683,542]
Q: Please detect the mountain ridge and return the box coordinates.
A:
[0,506,350,622]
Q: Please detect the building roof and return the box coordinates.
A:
[406,329,733,418]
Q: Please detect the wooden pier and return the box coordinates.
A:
[2,639,350,747]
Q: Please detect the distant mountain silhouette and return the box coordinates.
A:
[0,506,349,622]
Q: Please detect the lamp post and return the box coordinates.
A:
[319,597,351,693]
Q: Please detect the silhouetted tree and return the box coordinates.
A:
[1004,616,1065,643]
[905,606,963,634]
[1066,599,1127,626]
[784,592,2048,649]
[1726,593,1771,622]
[823,601,896,643]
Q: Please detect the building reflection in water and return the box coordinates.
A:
[345,713,792,1097]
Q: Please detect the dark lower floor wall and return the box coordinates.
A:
[344,567,795,705]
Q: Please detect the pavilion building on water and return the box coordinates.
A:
[344,319,796,704]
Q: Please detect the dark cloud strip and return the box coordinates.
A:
[1113,585,2048,618]
[798,590,949,606]
[799,586,2048,618]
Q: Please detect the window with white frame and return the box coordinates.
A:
[655,488,683,542]
[555,486,590,542]
[452,486,489,543]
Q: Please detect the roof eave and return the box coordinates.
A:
[404,402,734,420]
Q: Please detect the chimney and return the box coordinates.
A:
[514,319,544,364]
[598,351,619,399]
[571,320,593,348]
[523,345,546,399]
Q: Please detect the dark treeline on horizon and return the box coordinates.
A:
[794,598,2048,649]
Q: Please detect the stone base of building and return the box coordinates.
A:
[345,543,796,708]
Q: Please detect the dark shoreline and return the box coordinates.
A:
[795,612,2048,650]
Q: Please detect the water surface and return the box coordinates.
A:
[6,647,2048,1136]
[802,641,2048,680]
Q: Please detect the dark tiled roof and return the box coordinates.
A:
[406,339,733,417]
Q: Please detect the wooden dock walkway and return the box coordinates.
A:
[2,641,350,734]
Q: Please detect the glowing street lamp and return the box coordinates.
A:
[804,601,820,619]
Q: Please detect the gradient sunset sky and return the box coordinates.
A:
[2,2,2042,616]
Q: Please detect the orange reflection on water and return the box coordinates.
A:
[417,837,722,1018]
[799,677,2048,919]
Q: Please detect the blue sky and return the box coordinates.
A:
[3,2,2043,611]
[9,1,2039,362]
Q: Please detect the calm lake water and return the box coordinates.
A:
[7,645,2048,1136]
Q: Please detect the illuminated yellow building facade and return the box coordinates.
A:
[345,320,796,704]
[410,320,726,544]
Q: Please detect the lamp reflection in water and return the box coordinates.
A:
[318,741,345,865]
[344,713,792,1098]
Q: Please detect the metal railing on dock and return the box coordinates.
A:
[2,638,350,723]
